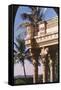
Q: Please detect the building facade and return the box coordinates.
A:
[25,17,59,83]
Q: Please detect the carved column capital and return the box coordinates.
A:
[41,47,49,63]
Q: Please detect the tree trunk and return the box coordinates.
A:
[33,59,38,83]
[22,62,26,79]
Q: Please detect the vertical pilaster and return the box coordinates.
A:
[48,54,53,82]
[41,47,49,83]
[42,58,46,83]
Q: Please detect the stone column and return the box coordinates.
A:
[48,54,53,82]
[41,47,49,83]
[42,58,46,83]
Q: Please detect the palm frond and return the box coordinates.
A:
[18,22,31,29]
[21,13,34,22]
[14,42,19,51]
[14,49,17,53]
[28,6,37,11]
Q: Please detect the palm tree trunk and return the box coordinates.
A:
[22,62,26,79]
[31,39,40,84]
[33,58,38,83]
[34,62,38,83]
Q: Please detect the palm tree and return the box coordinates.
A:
[14,37,27,78]
[20,6,43,83]
[21,7,43,36]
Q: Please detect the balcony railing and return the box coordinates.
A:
[25,31,58,48]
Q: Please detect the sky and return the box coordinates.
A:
[14,6,57,77]
[14,6,57,42]
[14,59,43,76]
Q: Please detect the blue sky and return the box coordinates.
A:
[14,6,57,43]
[14,6,57,52]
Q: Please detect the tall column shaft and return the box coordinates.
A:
[50,65,53,82]
[48,55,53,82]
[43,63,46,83]
[41,47,49,83]
[42,58,46,83]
